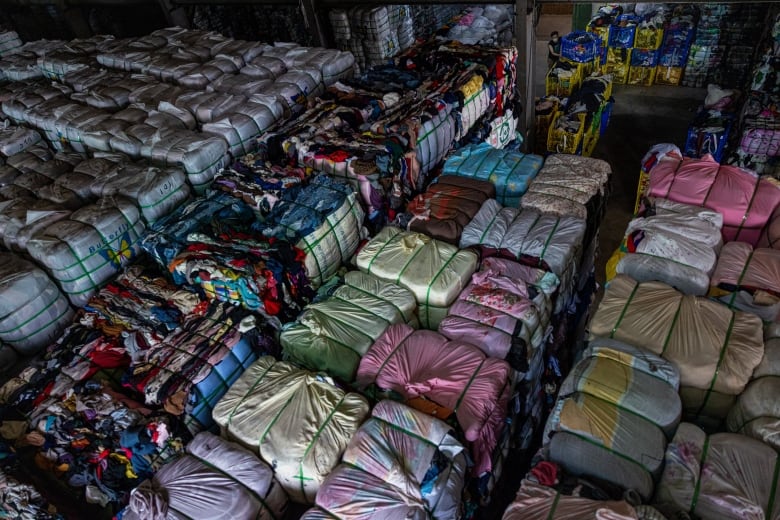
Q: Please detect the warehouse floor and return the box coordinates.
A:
[589,84,705,290]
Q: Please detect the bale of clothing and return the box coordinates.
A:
[301,400,467,520]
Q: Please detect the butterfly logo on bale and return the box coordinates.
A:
[99,232,135,269]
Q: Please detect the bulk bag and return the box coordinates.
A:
[406,175,495,244]
[263,175,365,288]
[241,55,287,80]
[646,154,780,245]
[759,206,780,250]
[356,226,478,329]
[280,271,417,382]
[119,432,287,520]
[302,400,466,520]
[0,123,42,157]
[208,73,272,97]
[91,163,190,224]
[212,356,370,504]
[655,423,780,520]
[560,337,682,435]
[727,377,780,452]
[26,196,146,307]
[143,131,228,193]
[356,324,511,476]
[710,242,780,322]
[201,101,280,157]
[416,103,457,175]
[0,253,73,355]
[442,142,543,207]
[545,392,666,500]
[502,480,640,519]
[589,275,764,422]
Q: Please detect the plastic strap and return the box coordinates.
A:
[370,415,437,448]
[546,490,562,520]
[694,313,736,419]
[700,165,721,209]
[609,282,640,339]
[297,394,347,502]
[689,435,710,514]
[733,175,762,242]
[727,249,755,309]
[0,288,61,333]
[225,361,275,428]
[565,430,656,475]
[364,232,395,276]
[537,218,561,266]
[663,157,684,201]
[329,294,392,328]
[453,358,487,415]
[372,327,415,387]
[3,301,71,346]
[341,281,409,323]
[394,238,427,285]
[476,204,502,245]
[660,298,684,356]
[425,250,458,328]
[189,451,278,520]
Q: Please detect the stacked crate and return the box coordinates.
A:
[628,25,663,86]
[603,14,637,84]
[655,18,695,85]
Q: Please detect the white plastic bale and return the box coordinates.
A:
[209,74,272,97]
[267,77,307,114]
[212,39,269,63]
[0,52,43,81]
[173,91,246,124]
[0,253,74,356]
[36,184,84,211]
[26,196,147,307]
[201,102,279,157]
[92,163,190,224]
[416,104,457,175]
[155,102,197,130]
[81,118,131,152]
[37,52,91,81]
[128,82,185,106]
[113,106,149,125]
[0,123,42,157]
[241,56,287,80]
[144,111,189,131]
[144,55,199,83]
[110,124,176,158]
[143,131,228,192]
[248,94,287,121]
[291,48,355,86]
[616,253,710,296]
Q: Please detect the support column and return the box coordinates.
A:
[515,0,535,153]
[300,0,329,48]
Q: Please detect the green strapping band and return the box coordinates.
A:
[372,328,415,387]
[546,490,562,520]
[394,239,427,286]
[660,298,684,356]
[341,281,408,323]
[694,313,736,419]
[727,250,754,309]
[476,204,502,245]
[453,358,486,415]
[565,430,656,475]
[689,436,711,514]
[0,289,60,334]
[3,303,71,344]
[226,362,275,428]
[370,415,437,448]
[609,282,640,339]
[329,294,392,327]
[538,218,561,265]
[139,183,186,210]
[733,175,762,243]
[364,232,395,275]
[297,394,347,502]
[425,250,458,328]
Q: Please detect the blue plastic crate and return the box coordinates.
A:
[561,30,601,63]
[658,45,691,67]
[684,112,733,163]
[608,15,639,48]
[630,48,659,67]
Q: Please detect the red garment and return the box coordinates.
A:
[530,461,559,486]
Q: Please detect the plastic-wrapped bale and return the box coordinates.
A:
[655,423,780,519]
[646,153,780,245]
[176,58,241,90]
[263,175,364,288]
[405,175,495,244]
[276,68,325,101]
[589,274,764,424]
[211,39,269,64]
[613,199,724,296]
[416,102,457,175]
[727,376,780,451]
[544,392,666,500]
[356,324,511,477]
[0,31,22,57]
[502,480,641,519]
[119,432,287,520]
[520,154,612,223]
[26,197,146,307]
[438,261,554,374]
[710,242,780,322]
[0,122,42,157]
[208,73,272,97]
[561,337,682,436]
[212,356,370,504]
[0,253,73,355]
[0,199,73,252]
[302,400,466,520]
[287,47,355,86]
[202,101,281,157]
[442,142,543,207]
[356,226,478,329]
[90,163,191,224]
[281,271,417,382]
[54,155,124,200]
[460,200,586,308]
[142,131,229,193]
[241,55,287,80]
[37,50,91,82]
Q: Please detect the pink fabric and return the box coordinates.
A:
[439,271,537,359]
[356,323,511,476]
[740,128,780,157]
[711,242,780,295]
[647,155,780,245]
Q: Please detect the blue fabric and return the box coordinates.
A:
[442,142,543,207]
[263,175,353,241]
